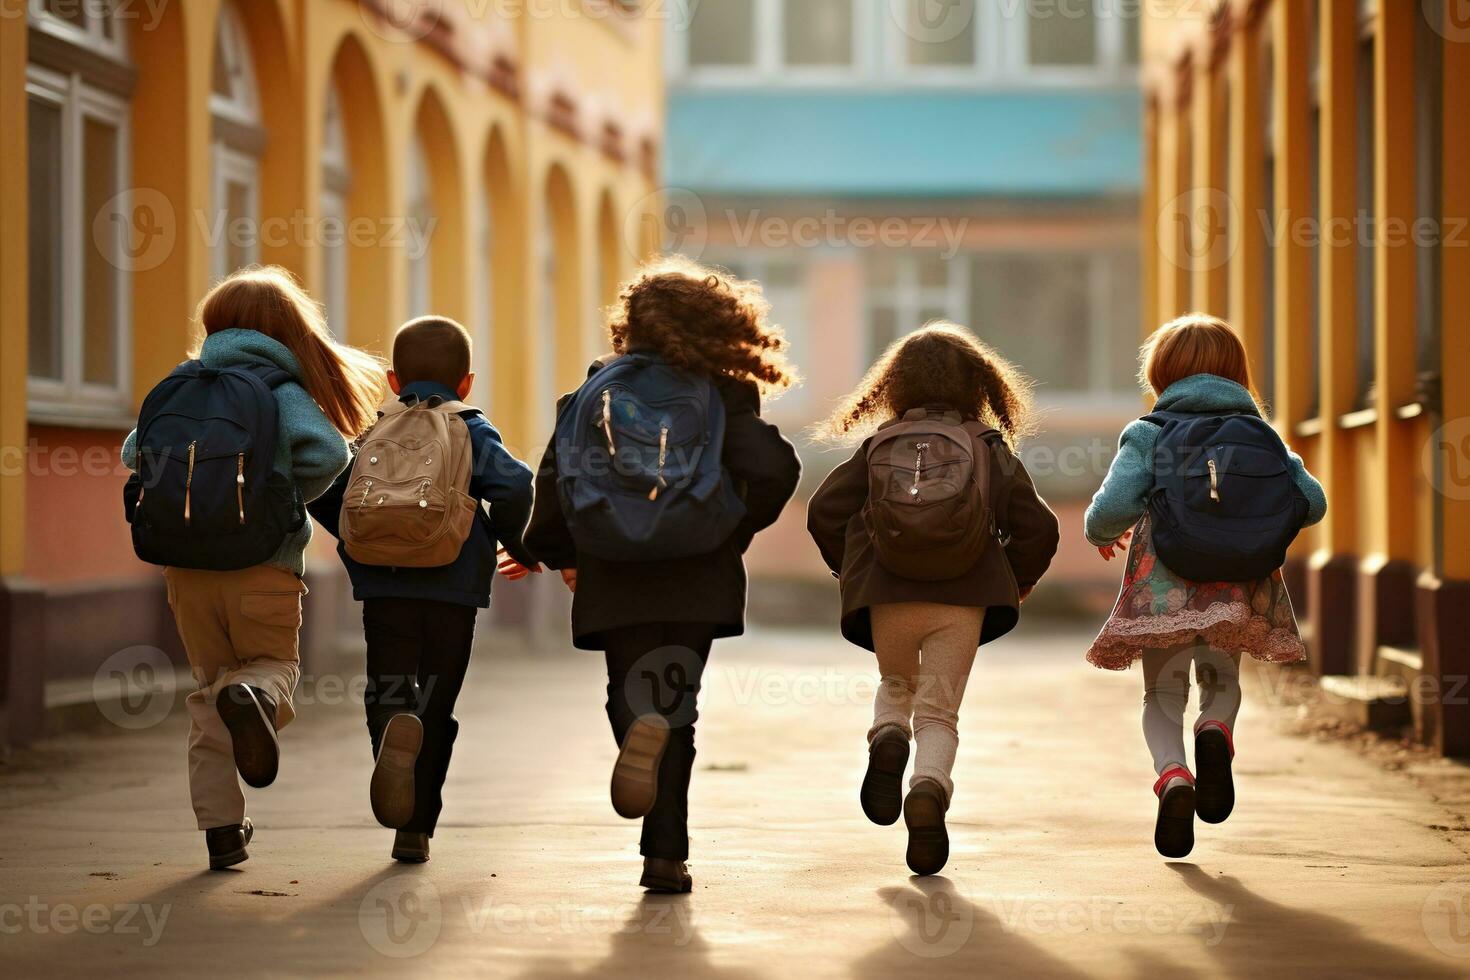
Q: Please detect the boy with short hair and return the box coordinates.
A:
[310,316,537,863]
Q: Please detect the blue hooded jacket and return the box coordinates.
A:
[308,382,536,607]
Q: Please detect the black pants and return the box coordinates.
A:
[362,597,479,836]
[603,623,716,862]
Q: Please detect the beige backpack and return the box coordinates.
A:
[340,396,478,568]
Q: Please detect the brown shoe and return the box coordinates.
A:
[640,857,692,893]
[371,714,423,829]
[611,718,670,819]
[216,685,279,788]
[206,817,254,871]
[391,831,430,864]
[904,779,950,876]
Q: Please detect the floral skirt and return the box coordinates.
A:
[1086,515,1307,671]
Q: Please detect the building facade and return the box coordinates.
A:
[1141,0,1469,753]
[0,0,666,744]
[662,0,1142,611]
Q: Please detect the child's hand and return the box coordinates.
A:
[560,568,577,594]
[1097,530,1133,562]
[496,549,541,581]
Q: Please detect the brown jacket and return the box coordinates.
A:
[806,414,1060,651]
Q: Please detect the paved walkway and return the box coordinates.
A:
[3,624,1469,977]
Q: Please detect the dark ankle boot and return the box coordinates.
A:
[611,718,669,820]
[861,726,910,826]
[206,817,254,871]
[640,857,692,893]
[371,714,423,829]
[392,831,430,864]
[216,683,280,788]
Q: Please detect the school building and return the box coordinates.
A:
[0,0,665,744]
[661,0,1143,613]
[1141,0,1469,754]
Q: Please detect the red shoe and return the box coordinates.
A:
[1153,765,1196,859]
[1194,720,1235,824]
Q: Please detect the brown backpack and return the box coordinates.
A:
[339,395,479,568]
[862,408,1008,581]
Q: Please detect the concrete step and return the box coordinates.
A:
[1318,674,1412,732]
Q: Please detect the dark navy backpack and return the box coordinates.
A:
[553,352,746,561]
[1145,410,1309,582]
[124,361,304,570]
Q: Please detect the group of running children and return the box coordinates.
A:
[121,256,1325,888]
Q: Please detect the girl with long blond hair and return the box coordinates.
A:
[122,266,384,870]
[1084,314,1326,859]
[807,323,1061,876]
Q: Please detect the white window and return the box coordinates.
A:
[676,0,864,81]
[210,0,263,282]
[686,0,756,67]
[321,83,350,339]
[538,208,559,414]
[26,0,132,421]
[864,251,967,359]
[784,0,855,66]
[1024,0,1099,68]
[406,134,434,319]
[474,186,495,387]
[712,253,810,414]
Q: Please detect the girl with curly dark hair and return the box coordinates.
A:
[522,255,802,894]
[807,322,1060,876]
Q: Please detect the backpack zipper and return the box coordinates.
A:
[184,441,196,525]
[910,443,930,499]
[648,424,669,501]
[602,389,617,456]
[418,479,431,509]
[236,453,245,524]
[1207,458,1221,502]
[360,479,374,507]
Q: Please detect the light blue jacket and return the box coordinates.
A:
[122,329,351,576]
[1083,374,1327,548]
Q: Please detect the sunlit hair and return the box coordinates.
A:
[607,255,799,397]
[817,322,1035,447]
[1141,313,1264,411]
[392,316,472,390]
[192,266,387,438]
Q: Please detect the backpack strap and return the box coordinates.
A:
[379,394,480,419]
[237,363,294,390]
[971,426,1016,546]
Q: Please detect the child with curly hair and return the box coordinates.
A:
[518,256,802,893]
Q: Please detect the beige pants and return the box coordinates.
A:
[869,602,985,803]
[164,565,306,830]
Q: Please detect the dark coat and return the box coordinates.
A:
[806,413,1060,651]
[307,382,536,608]
[525,358,802,651]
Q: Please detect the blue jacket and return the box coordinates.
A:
[1084,373,1327,548]
[308,382,536,607]
[123,329,350,577]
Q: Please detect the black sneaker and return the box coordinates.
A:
[611,718,670,819]
[1153,768,1196,859]
[903,779,950,876]
[391,831,430,864]
[216,684,279,788]
[206,817,254,871]
[1194,723,1236,825]
[371,714,423,829]
[860,727,909,826]
[640,857,692,893]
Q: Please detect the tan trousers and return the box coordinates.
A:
[869,602,985,803]
[164,565,306,830]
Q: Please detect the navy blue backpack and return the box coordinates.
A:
[553,352,746,561]
[124,362,304,570]
[1144,410,1309,582]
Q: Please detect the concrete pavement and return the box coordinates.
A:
[3,623,1470,978]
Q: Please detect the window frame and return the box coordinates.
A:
[320,82,351,340]
[28,0,128,64]
[25,60,133,424]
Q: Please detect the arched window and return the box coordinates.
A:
[26,0,132,419]
[321,83,351,338]
[538,206,558,411]
[210,0,263,281]
[474,186,494,385]
[406,134,434,319]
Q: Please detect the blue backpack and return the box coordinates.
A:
[124,361,304,570]
[1145,410,1309,582]
[553,353,746,561]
